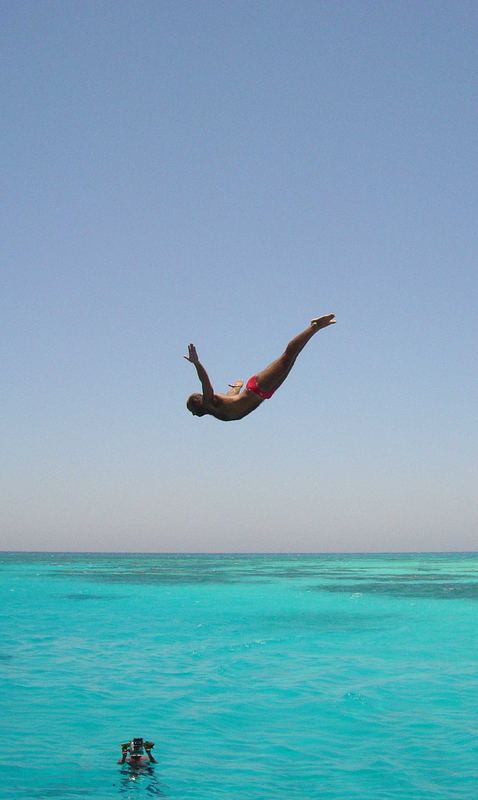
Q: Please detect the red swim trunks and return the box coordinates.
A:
[246,375,276,400]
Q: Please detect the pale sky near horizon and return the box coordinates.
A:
[2,1,477,552]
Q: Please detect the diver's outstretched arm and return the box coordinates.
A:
[184,344,215,402]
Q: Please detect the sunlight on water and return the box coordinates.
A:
[1,552,478,799]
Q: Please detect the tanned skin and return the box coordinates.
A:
[185,314,336,422]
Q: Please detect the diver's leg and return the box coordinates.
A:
[253,315,335,393]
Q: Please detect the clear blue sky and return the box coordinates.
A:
[2,1,477,552]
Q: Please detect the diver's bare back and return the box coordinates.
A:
[204,390,262,421]
[185,314,336,422]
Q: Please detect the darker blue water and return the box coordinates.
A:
[1,552,478,799]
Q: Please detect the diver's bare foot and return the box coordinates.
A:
[311,314,336,329]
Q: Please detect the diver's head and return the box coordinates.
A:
[187,393,206,416]
[131,738,144,753]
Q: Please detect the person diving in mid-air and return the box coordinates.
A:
[185,313,336,422]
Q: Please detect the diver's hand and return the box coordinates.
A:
[184,344,199,365]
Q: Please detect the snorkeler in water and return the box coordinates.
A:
[185,314,336,422]
[118,737,157,765]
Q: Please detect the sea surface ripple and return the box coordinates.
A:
[1,552,477,799]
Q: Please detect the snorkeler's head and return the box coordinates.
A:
[187,393,206,416]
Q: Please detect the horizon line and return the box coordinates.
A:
[1,549,477,556]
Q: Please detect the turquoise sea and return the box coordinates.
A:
[1,552,478,799]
